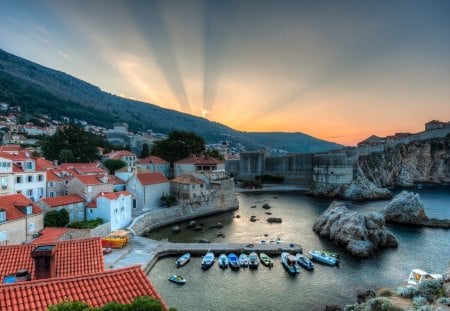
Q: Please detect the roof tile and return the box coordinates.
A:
[136,172,169,185]
[40,195,85,208]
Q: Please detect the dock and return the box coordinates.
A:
[104,236,302,274]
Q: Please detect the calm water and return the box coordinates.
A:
[147,186,450,311]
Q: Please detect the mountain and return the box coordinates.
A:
[0,48,341,153]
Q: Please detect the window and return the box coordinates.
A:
[25,206,32,215]
[38,188,44,196]
[1,176,7,189]
[1,162,11,168]
[0,211,6,223]
[87,186,92,193]
[27,175,33,183]
[49,192,55,198]
[26,189,33,197]
[114,209,118,214]
[48,181,54,187]
[38,174,43,182]
[120,206,124,212]
[0,231,7,242]
[25,162,33,170]
[16,176,22,184]
[90,209,93,213]
[28,223,35,232]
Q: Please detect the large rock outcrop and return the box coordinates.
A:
[310,167,392,201]
[359,137,450,188]
[383,191,450,228]
[313,201,398,258]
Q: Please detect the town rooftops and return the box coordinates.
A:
[138,155,169,165]
[0,265,167,311]
[105,150,136,160]
[35,158,56,170]
[0,194,42,221]
[75,174,124,186]
[136,172,169,185]
[59,162,105,175]
[86,191,131,208]
[0,144,21,154]
[0,237,104,281]
[171,174,205,185]
[40,195,85,208]
[175,156,224,165]
[29,227,71,245]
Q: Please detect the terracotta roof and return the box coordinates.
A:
[171,174,205,185]
[46,170,62,182]
[75,174,124,186]
[0,265,168,311]
[105,150,136,160]
[59,162,100,169]
[136,172,169,185]
[175,156,224,165]
[35,158,55,170]
[108,175,125,184]
[29,228,70,244]
[0,194,42,221]
[87,191,131,208]
[73,166,106,175]
[0,152,29,161]
[138,156,169,165]
[0,144,21,153]
[0,237,104,281]
[40,195,85,208]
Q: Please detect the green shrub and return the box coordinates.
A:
[67,218,103,229]
[396,286,418,298]
[418,279,445,301]
[47,300,89,311]
[161,194,177,207]
[44,209,70,227]
[413,296,427,307]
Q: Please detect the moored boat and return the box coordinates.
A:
[228,253,239,270]
[202,252,215,269]
[218,254,228,269]
[248,252,259,269]
[169,274,186,284]
[239,253,249,267]
[309,250,339,266]
[175,253,191,268]
[295,253,314,271]
[259,252,274,267]
[281,252,299,275]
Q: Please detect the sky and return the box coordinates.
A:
[1,0,450,145]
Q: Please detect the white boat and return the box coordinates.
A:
[201,252,215,269]
[218,254,228,269]
[309,250,339,266]
[228,253,239,270]
[281,252,299,275]
[295,253,314,271]
[175,253,191,268]
[248,252,259,269]
[239,253,249,267]
[168,274,186,284]
[407,269,442,286]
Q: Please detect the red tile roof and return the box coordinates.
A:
[59,163,100,170]
[86,191,131,208]
[171,174,205,185]
[105,150,136,160]
[0,144,21,153]
[175,156,224,165]
[75,174,124,186]
[0,238,104,281]
[136,172,169,185]
[40,195,85,208]
[29,228,70,245]
[74,166,106,175]
[0,152,29,161]
[138,156,169,165]
[35,158,55,170]
[46,170,62,182]
[0,265,168,311]
[0,194,42,221]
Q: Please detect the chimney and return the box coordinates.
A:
[31,245,56,280]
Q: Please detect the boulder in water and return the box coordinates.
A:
[267,217,282,223]
[383,191,428,225]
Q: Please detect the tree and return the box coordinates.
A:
[42,124,102,163]
[203,149,224,160]
[44,209,70,227]
[59,149,74,163]
[151,131,205,164]
[103,159,127,174]
[161,194,177,207]
[139,143,150,159]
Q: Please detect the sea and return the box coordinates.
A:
[147,186,450,311]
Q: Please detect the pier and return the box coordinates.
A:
[104,236,302,274]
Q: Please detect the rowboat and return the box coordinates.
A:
[281,252,299,275]
[169,274,186,284]
[309,250,339,266]
[175,253,191,268]
[218,254,228,268]
[202,252,215,269]
[259,252,274,267]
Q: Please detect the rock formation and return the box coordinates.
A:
[313,201,398,258]
[383,191,450,228]
[359,136,450,188]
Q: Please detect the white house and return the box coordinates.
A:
[0,152,46,202]
[86,191,132,231]
[170,174,207,200]
[137,156,170,177]
[126,172,169,213]
[174,156,225,182]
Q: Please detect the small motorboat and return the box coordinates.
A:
[169,274,186,284]
[281,252,299,275]
[218,254,228,269]
[228,253,239,270]
[296,253,314,271]
[407,269,442,286]
[239,253,249,267]
[309,250,339,266]
[248,252,259,269]
[259,252,274,267]
[175,253,191,268]
[201,252,215,269]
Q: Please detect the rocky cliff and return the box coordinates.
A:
[313,201,398,258]
[359,136,450,188]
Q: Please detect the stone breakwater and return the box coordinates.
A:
[313,201,398,258]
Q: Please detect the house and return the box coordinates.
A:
[0,152,46,202]
[357,135,386,147]
[137,155,170,177]
[127,172,169,213]
[0,194,44,245]
[59,162,106,175]
[67,174,121,203]
[34,158,56,170]
[170,174,207,200]
[0,237,167,310]
[103,150,137,169]
[174,156,225,182]
[38,194,85,222]
[86,191,132,231]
